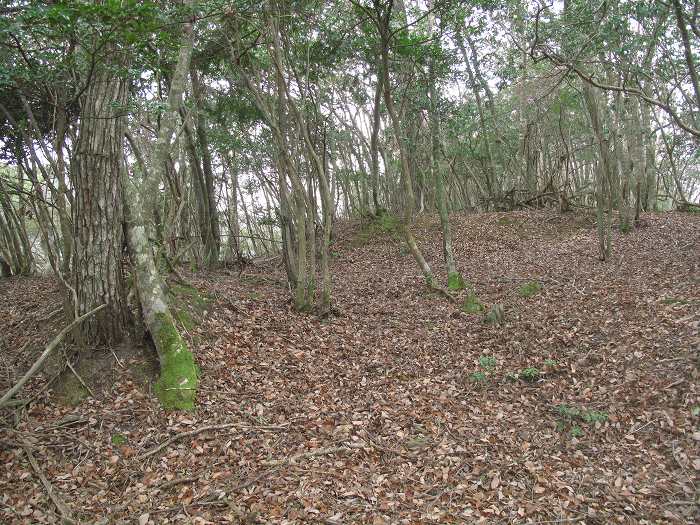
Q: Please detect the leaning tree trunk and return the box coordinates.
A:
[377,13,437,289]
[123,180,198,410]
[72,68,130,344]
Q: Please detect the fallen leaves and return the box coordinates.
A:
[1,211,699,523]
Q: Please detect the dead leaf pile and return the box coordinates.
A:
[1,211,698,523]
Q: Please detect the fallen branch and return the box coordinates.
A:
[65,356,96,398]
[137,422,289,460]
[158,476,199,490]
[260,442,364,466]
[0,304,106,408]
[22,440,75,524]
[428,282,457,303]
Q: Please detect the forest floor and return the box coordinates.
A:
[1,210,699,524]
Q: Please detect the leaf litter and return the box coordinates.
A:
[0,210,698,524]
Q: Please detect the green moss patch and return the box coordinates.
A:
[518,280,542,297]
[353,212,402,246]
[677,202,700,213]
[111,433,127,446]
[462,292,484,314]
[153,313,198,411]
[447,272,466,291]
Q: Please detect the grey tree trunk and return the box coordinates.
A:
[428,2,461,290]
[123,180,198,410]
[582,84,613,261]
[377,8,437,289]
[191,67,220,265]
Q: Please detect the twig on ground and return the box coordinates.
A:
[626,419,656,436]
[158,476,199,490]
[137,422,289,460]
[0,304,106,408]
[260,442,364,466]
[111,347,125,369]
[21,440,75,524]
[64,353,96,398]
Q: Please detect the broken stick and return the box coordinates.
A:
[0,304,106,408]
[22,440,75,524]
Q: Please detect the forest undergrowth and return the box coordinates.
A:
[1,210,698,524]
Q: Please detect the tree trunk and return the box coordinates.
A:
[582,84,613,261]
[72,68,130,344]
[123,179,198,410]
[428,2,461,289]
[191,67,220,266]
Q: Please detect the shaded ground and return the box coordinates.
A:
[1,210,698,524]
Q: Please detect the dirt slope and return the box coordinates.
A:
[1,211,698,524]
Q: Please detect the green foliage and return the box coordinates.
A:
[518,281,542,298]
[447,272,466,291]
[355,212,401,246]
[519,367,540,382]
[582,410,608,424]
[470,371,487,383]
[557,404,581,419]
[544,359,558,367]
[374,212,400,233]
[556,404,608,424]
[462,292,484,314]
[570,425,584,438]
[478,355,497,370]
[556,404,609,437]
[258,216,278,227]
[111,434,127,446]
[678,203,700,213]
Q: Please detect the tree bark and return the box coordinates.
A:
[72,67,130,344]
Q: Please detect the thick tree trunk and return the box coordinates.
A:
[72,69,130,344]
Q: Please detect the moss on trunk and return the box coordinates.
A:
[447,272,466,291]
[152,313,197,410]
[124,188,199,411]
